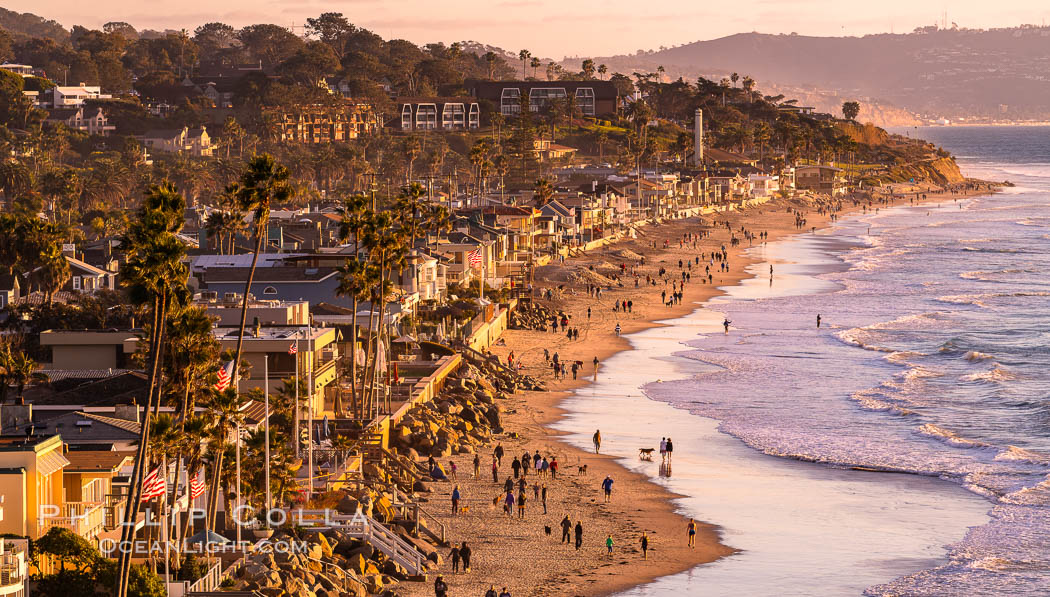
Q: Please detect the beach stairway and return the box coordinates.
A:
[293,510,429,579]
[388,484,448,546]
[346,513,428,579]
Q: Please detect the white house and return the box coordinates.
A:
[747,174,780,198]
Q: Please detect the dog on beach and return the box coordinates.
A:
[544,525,552,536]
[577,464,588,475]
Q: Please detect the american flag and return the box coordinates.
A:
[467,248,482,268]
[189,472,205,500]
[214,360,234,392]
[140,466,167,501]
[288,342,297,355]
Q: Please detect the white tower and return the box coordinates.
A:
[693,108,704,167]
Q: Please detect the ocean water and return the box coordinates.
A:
[559,126,1050,595]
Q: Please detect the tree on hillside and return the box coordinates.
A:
[305,12,354,56]
[518,49,530,79]
[530,57,541,79]
[730,72,739,88]
[598,64,607,80]
[485,51,498,79]
[842,101,861,121]
[582,59,595,79]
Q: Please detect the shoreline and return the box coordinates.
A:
[402,187,992,596]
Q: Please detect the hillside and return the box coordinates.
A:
[0,7,69,43]
[589,27,1050,122]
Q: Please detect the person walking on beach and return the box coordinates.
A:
[723,318,731,334]
[512,457,521,479]
[474,454,481,479]
[451,485,461,515]
[601,475,614,502]
[486,586,498,597]
[574,521,584,550]
[593,356,600,380]
[659,437,667,462]
[517,490,527,519]
[494,443,505,468]
[450,545,461,573]
[492,457,499,483]
[550,457,558,480]
[561,515,572,543]
[434,575,448,597]
[614,323,621,336]
[641,532,649,560]
[571,361,579,380]
[504,490,515,516]
[606,535,614,557]
[593,429,602,453]
[816,314,822,328]
[542,484,548,514]
[499,588,511,597]
[687,519,697,548]
[460,541,471,572]
[666,438,674,462]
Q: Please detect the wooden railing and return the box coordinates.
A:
[282,510,426,576]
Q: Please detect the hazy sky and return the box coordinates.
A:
[8,0,1050,58]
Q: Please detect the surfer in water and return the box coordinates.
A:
[723,319,731,334]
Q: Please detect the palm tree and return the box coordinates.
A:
[730,72,740,88]
[359,214,405,416]
[5,351,47,404]
[491,113,506,147]
[518,49,530,79]
[203,155,291,528]
[719,78,730,107]
[336,259,376,417]
[165,305,220,419]
[203,388,248,528]
[596,132,609,163]
[484,51,498,79]
[177,416,213,544]
[31,243,69,306]
[529,57,541,79]
[116,183,189,597]
[742,76,755,103]
[598,64,607,80]
[533,177,554,206]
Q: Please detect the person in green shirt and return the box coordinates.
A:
[606,535,614,556]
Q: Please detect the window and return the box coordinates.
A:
[500,88,521,115]
[401,104,413,130]
[72,276,81,290]
[575,87,596,116]
[263,286,278,295]
[415,104,437,130]
[528,88,567,112]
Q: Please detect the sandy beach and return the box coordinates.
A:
[402,187,990,597]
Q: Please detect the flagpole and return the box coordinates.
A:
[162,459,170,597]
[294,334,300,459]
[480,244,485,303]
[264,354,271,523]
[307,322,314,502]
[235,373,242,548]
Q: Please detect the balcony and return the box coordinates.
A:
[0,545,25,597]
[39,502,106,539]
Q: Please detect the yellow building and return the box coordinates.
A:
[0,434,70,539]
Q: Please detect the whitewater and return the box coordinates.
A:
[558,126,1050,595]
